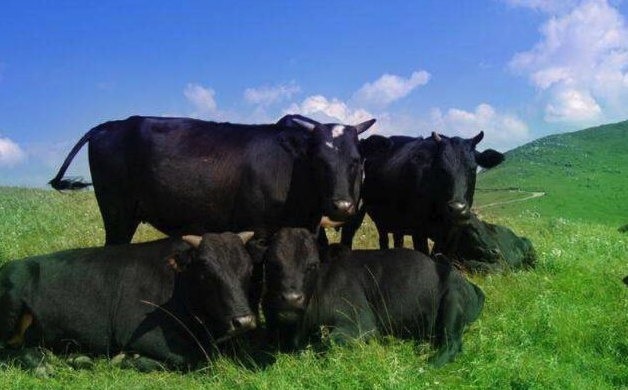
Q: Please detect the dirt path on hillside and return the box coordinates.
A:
[475,191,546,210]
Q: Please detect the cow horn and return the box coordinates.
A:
[471,131,484,146]
[432,132,442,143]
[237,231,255,244]
[355,119,377,135]
[290,116,317,131]
[182,235,202,248]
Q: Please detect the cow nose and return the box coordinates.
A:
[448,201,468,215]
[231,314,257,332]
[333,200,354,214]
[282,292,305,307]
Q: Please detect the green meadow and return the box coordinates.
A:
[1,121,628,389]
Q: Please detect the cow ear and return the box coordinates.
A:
[245,238,269,265]
[475,149,504,168]
[278,131,310,158]
[359,135,392,159]
[166,251,193,273]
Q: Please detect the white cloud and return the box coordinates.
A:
[244,82,300,106]
[431,104,530,151]
[510,0,628,123]
[0,136,27,166]
[544,88,602,121]
[353,70,430,106]
[184,83,218,115]
[284,95,376,126]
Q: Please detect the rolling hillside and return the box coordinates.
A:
[476,120,628,227]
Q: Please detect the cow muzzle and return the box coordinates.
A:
[227,314,257,336]
[324,199,356,223]
[447,201,470,223]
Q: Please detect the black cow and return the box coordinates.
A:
[245,228,321,350]
[341,132,504,252]
[49,115,375,245]
[300,246,484,366]
[0,232,258,372]
[258,229,484,366]
[436,213,536,273]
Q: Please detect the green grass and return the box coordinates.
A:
[2,119,628,389]
[476,120,628,227]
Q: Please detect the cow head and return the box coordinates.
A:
[168,232,258,339]
[277,114,376,223]
[250,227,321,325]
[429,132,504,224]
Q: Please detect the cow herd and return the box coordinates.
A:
[0,114,536,376]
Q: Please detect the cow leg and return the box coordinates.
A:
[0,347,54,378]
[124,327,198,370]
[0,290,21,343]
[102,207,139,245]
[428,290,465,367]
[317,229,329,248]
[97,197,140,246]
[393,232,404,248]
[330,308,377,345]
[340,203,367,248]
[6,311,33,348]
[412,233,429,254]
[375,225,389,249]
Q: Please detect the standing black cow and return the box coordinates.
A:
[341,132,504,252]
[0,232,258,372]
[49,115,375,245]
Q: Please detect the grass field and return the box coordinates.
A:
[1,121,628,389]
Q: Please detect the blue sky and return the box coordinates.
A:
[1,0,628,186]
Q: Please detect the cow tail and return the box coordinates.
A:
[48,125,103,191]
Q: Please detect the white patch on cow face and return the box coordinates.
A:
[332,125,345,138]
[325,141,334,149]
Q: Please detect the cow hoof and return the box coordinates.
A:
[110,353,127,367]
[33,362,55,379]
[68,355,94,370]
[120,355,166,372]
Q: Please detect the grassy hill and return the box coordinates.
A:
[1,122,628,389]
[476,120,628,227]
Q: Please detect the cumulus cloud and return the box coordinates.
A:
[244,82,300,107]
[353,70,430,106]
[284,95,376,126]
[510,0,628,124]
[184,83,218,116]
[431,104,530,151]
[544,88,602,122]
[0,136,27,166]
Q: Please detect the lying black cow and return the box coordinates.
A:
[245,228,321,350]
[436,213,536,273]
[341,132,504,252]
[0,232,258,372]
[257,229,485,366]
[49,115,375,245]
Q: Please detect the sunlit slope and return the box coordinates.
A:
[476,120,628,226]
